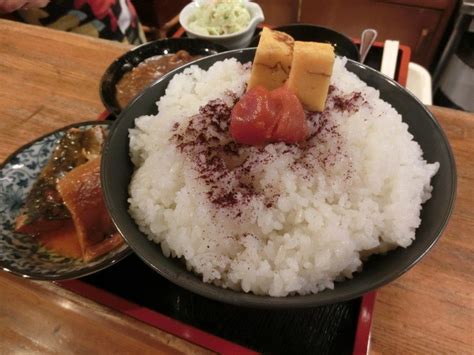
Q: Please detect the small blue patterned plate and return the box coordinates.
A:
[0,121,131,280]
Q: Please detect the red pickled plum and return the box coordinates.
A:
[230,86,308,145]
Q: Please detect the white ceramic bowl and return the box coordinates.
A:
[179,0,264,49]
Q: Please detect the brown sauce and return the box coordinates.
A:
[116,50,200,109]
[37,220,83,259]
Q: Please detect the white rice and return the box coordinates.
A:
[128,58,439,297]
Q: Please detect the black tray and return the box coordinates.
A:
[79,254,361,354]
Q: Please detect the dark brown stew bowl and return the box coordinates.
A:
[249,24,360,61]
[100,38,228,116]
[102,48,456,309]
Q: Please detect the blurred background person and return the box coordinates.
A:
[0,0,49,13]
[0,0,145,44]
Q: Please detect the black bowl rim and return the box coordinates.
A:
[248,23,360,61]
[0,120,132,281]
[102,48,456,308]
[99,38,229,117]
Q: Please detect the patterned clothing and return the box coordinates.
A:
[18,0,146,44]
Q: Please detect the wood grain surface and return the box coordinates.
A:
[0,20,131,161]
[0,272,211,354]
[0,19,472,354]
[370,106,474,354]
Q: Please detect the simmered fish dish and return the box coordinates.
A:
[16,127,124,261]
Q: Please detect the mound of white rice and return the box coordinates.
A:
[128,58,439,297]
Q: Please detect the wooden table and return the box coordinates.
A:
[0,19,472,354]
